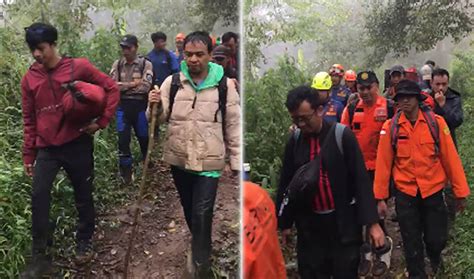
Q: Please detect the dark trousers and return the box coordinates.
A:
[395,190,447,278]
[368,170,386,232]
[116,99,149,167]
[31,135,95,254]
[171,166,219,268]
[296,212,361,279]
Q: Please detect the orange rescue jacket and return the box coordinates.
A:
[243,182,286,279]
[374,109,470,199]
[341,96,389,170]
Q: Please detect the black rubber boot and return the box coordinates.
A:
[74,239,94,265]
[119,165,133,185]
[20,253,52,279]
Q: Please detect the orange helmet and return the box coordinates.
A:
[329,64,345,76]
[344,69,356,81]
[175,33,186,41]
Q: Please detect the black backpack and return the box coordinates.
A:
[167,73,228,139]
[279,123,346,217]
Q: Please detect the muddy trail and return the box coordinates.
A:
[282,199,409,279]
[54,160,240,279]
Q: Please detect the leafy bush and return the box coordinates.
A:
[244,55,310,193]
[443,46,474,277]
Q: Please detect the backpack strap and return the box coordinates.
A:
[117,58,122,82]
[347,100,358,127]
[167,73,182,122]
[165,50,172,71]
[292,128,301,156]
[387,99,395,119]
[390,111,402,154]
[335,123,345,155]
[420,105,440,155]
[140,56,146,73]
[293,129,301,141]
[215,76,228,140]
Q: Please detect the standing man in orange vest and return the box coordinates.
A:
[341,71,394,277]
[374,80,470,278]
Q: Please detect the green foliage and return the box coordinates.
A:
[365,0,473,67]
[443,46,474,277]
[450,47,474,99]
[0,0,238,276]
[189,0,239,31]
[80,29,122,73]
[244,0,373,76]
[244,56,310,191]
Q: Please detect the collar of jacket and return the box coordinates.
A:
[30,56,69,73]
[397,108,427,125]
[446,87,461,99]
[304,120,331,140]
[120,56,140,65]
[150,49,168,56]
[180,61,224,92]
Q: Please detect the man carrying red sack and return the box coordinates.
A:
[20,22,119,278]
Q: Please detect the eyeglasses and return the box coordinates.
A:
[291,111,316,125]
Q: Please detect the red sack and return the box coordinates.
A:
[62,81,106,123]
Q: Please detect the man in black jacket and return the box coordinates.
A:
[430,68,464,229]
[276,85,385,279]
[431,68,463,147]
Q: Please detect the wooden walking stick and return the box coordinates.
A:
[123,85,160,278]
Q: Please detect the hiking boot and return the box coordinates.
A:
[429,257,443,278]
[20,253,52,279]
[119,165,133,185]
[358,242,372,276]
[372,236,393,277]
[195,262,214,279]
[74,239,94,265]
[181,248,195,279]
[142,160,155,170]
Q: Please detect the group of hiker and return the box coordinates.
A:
[19,22,240,279]
[15,18,470,279]
[244,63,469,279]
[111,31,240,184]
